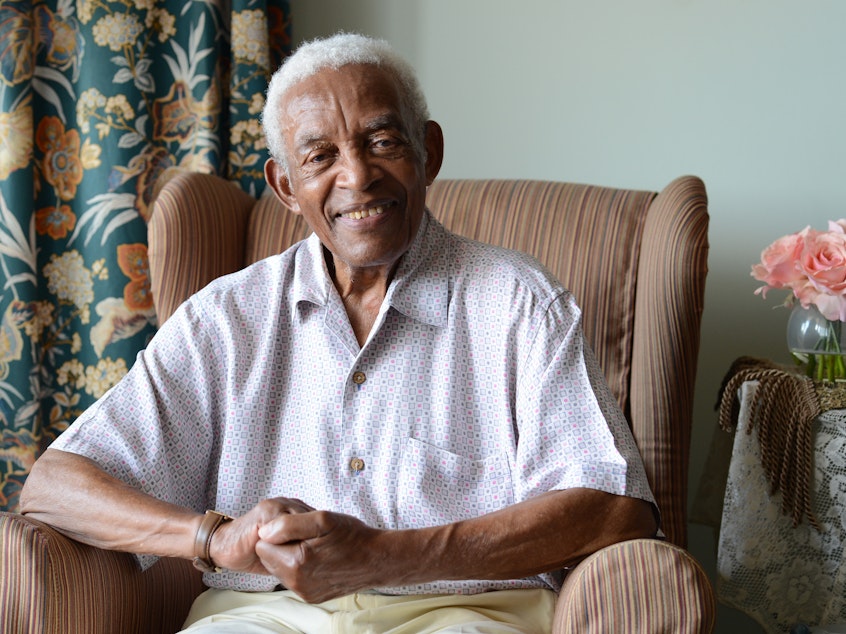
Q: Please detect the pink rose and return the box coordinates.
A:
[797,229,846,320]
[753,221,846,322]
[829,219,846,234]
[751,230,806,297]
[801,291,846,322]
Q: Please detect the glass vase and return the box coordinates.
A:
[786,303,846,382]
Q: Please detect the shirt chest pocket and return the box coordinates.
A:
[396,437,514,528]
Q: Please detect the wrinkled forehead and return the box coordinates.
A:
[279,64,411,135]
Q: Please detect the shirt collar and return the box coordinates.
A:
[291,209,450,328]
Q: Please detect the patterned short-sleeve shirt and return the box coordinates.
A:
[52,210,655,595]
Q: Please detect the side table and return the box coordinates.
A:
[718,380,846,633]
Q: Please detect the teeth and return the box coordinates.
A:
[342,206,384,220]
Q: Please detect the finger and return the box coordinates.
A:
[258,510,327,543]
[255,538,303,567]
[253,498,316,525]
[254,540,308,590]
[270,497,316,513]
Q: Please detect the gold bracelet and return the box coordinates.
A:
[192,510,233,573]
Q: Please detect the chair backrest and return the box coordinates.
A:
[148,172,708,547]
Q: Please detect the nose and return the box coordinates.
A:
[336,149,381,191]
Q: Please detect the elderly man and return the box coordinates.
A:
[21,33,657,633]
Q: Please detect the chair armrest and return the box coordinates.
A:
[0,512,205,634]
[554,538,715,633]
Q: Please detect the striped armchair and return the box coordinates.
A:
[0,173,714,633]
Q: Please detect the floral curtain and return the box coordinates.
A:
[0,0,291,512]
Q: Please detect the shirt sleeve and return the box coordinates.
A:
[514,291,656,507]
[51,297,222,515]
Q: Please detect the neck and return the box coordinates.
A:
[327,253,397,347]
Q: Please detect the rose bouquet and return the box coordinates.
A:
[752,219,846,381]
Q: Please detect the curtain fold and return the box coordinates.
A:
[0,0,291,512]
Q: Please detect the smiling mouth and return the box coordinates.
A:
[339,206,386,220]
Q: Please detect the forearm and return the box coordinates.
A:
[20,448,200,559]
[255,487,658,602]
[384,488,657,586]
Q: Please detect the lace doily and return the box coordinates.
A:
[718,382,846,633]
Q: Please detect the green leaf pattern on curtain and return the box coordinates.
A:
[0,0,291,512]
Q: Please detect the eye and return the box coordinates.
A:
[304,147,337,169]
[370,138,394,152]
[370,134,408,155]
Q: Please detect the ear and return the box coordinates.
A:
[264,158,301,214]
[423,120,444,186]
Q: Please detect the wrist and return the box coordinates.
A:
[377,525,447,587]
[192,510,233,573]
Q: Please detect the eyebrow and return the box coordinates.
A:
[294,135,331,156]
[363,113,408,135]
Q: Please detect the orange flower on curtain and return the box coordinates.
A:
[117,244,152,312]
[35,205,76,239]
[0,0,292,511]
[36,116,85,201]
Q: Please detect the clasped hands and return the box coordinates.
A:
[208,497,392,603]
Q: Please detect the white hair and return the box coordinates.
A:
[261,33,430,173]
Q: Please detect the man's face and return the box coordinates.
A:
[265,64,443,279]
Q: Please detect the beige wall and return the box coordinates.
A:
[289,2,846,630]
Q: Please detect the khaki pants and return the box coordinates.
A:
[181,587,555,634]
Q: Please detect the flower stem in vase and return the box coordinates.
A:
[812,319,846,382]
[787,305,846,382]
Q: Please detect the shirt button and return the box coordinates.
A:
[349,457,366,472]
[352,371,366,385]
